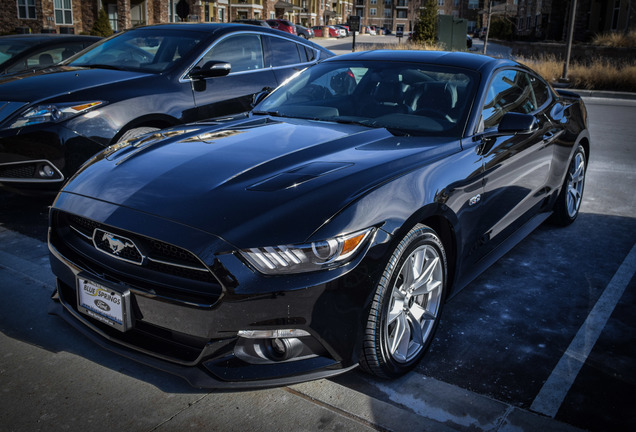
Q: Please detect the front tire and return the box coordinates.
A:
[360,224,447,378]
[551,144,586,226]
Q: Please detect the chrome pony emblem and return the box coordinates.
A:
[93,229,144,265]
[101,232,134,255]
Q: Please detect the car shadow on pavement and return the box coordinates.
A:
[344,211,636,432]
[0,191,52,242]
[0,255,204,394]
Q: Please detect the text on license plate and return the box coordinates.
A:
[77,278,128,331]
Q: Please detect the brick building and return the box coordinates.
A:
[516,0,635,41]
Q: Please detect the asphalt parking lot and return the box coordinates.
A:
[0,51,634,431]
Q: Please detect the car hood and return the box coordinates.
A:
[0,66,153,103]
[61,116,458,248]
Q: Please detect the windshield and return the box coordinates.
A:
[0,40,32,64]
[256,60,478,137]
[70,29,206,73]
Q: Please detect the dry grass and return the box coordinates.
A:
[361,42,442,51]
[592,31,636,48]
[518,55,636,92]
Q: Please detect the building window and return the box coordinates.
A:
[611,0,620,30]
[370,0,377,4]
[397,9,407,18]
[130,0,146,26]
[54,0,73,25]
[107,3,118,31]
[370,8,376,15]
[384,8,391,17]
[17,0,36,19]
[468,0,478,10]
[438,0,444,6]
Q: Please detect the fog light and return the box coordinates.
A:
[265,337,303,361]
[38,164,56,178]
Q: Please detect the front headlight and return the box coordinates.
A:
[9,101,105,129]
[240,227,375,275]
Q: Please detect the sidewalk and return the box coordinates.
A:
[0,226,584,432]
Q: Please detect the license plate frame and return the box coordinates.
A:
[76,276,132,332]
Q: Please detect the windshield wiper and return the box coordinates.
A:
[332,119,410,136]
[80,64,127,71]
[332,118,375,128]
[252,110,283,117]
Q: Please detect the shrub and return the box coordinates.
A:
[411,0,438,44]
[91,8,113,37]
[592,31,636,48]
[489,18,514,40]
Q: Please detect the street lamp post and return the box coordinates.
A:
[482,0,492,55]
[561,0,578,82]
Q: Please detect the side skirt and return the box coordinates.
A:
[449,211,552,299]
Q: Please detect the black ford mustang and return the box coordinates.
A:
[48,50,590,388]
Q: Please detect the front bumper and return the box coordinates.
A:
[0,123,106,192]
[48,195,390,388]
[48,288,358,389]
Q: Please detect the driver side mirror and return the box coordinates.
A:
[497,112,538,134]
[252,87,272,107]
[476,112,539,155]
[188,61,231,80]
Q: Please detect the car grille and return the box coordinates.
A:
[0,164,35,179]
[50,210,223,303]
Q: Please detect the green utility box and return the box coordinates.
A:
[437,15,468,51]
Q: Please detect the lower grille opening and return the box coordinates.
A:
[58,280,210,364]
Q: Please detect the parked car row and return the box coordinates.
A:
[0,22,591,391]
[233,19,315,39]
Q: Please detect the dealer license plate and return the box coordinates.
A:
[77,277,131,332]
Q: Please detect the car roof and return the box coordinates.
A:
[0,34,100,43]
[123,23,321,45]
[329,50,518,73]
[130,22,279,34]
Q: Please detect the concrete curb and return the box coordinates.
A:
[569,89,636,100]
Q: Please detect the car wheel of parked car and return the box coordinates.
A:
[117,126,160,143]
[360,223,447,378]
[551,144,586,226]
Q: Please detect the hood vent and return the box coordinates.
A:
[247,161,353,192]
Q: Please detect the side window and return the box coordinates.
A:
[197,34,264,73]
[6,45,82,73]
[482,70,536,129]
[302,45,317,62]
[268,37,301,67]
[529,73,550,108]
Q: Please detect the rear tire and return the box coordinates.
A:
[551,144,586,226]
[359,224,447,378]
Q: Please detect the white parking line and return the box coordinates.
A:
[530,242,636,417]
